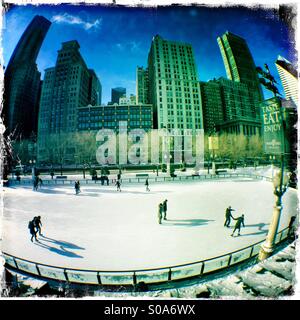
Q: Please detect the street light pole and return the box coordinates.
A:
[257,63,289,261]
[258,156,289,261]
[207,156,210,174]
[29,159,36,180]
[270,155,276,178]
[211,150,216,175]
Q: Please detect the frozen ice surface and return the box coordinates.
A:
[1,178,298,271]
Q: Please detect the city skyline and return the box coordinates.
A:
[2,4,296,104]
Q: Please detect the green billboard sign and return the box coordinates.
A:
[261,97,285,155]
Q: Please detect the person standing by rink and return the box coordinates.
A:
[38,177,43,189]
[75,181,79,194]
[33,216,42,236]
[224,206,235,227]
[28,219,38,242]
[158,203,163,224]
[163,199,168,220]
[33,176,39,191]
[231,214,245,237]
[145,178,150,192]
[116,179,121,192]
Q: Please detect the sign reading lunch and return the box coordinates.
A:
[261,97,285,155]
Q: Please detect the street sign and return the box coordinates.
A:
[261,97,285,155]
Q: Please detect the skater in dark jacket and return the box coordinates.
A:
[75,181,81,195]
[145,178,150,192]
[28,220,38,242]
[231,214,245,236]
[158,203,163,224]
[33,216,42,236]
[33,176,39,191]
[163,199,168,220]
[75,181,79,194]
[116,180,121,192]
[224,206,235,227]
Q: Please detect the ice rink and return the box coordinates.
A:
[1,177,298,271]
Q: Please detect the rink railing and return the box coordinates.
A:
[7,172,273,186]
[2,227,291,286]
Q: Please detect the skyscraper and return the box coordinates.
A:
[111,87,126,104]
[217,31,264,107]
[136,66,149,104]
[2,15,51,139]
[200,77,261,136]
[200,80,223,134]
[88,69,102,106]
[37,40,101,162]
[217,77,261,135]
[275,55,298,106]
[147,35,203,131]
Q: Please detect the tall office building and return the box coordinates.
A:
[88,69,102,106]
[147,35,203,131]
[37,40,101,162]
[275,56,298,181]
[3,15,51,139]
[200,77,261,136]
[275,55,298,106]
[217,31,264,109]
[218,77,261,135]
[111,87,126,104]
[200,80,223,134]
[136,66,149,104]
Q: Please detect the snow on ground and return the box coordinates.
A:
[1,177,298,271]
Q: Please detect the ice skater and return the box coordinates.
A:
[75,181,81,195]
[116,180,121,192]
[28,219,38,242]
[75,181,78,194]
[33,216,42,236]
[38,177,43,189]
[158,203,163,224]
[163,199,168,220]
[33,176,39,191]
[231,214,245,237]
[145,178,150,192]
[224,206,235,227]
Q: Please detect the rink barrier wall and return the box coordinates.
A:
[2,227,292,286]
[7,172,274,186]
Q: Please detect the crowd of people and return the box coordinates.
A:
[27,174,297,242]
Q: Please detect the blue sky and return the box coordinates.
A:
[2,4,296,103]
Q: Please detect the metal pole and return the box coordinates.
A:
[259,154,285,261]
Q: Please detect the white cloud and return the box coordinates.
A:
[129,41,141,53]
[51,13,102,31]
[115,41,142,53]
[116,43,124,50]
